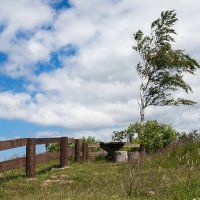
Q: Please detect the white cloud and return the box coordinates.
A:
[34,127,119,142]
[0,0,52,29]
[28,40,50,60]
[0,0,200,139]
[0,0,53,76]
[34,130,64,138]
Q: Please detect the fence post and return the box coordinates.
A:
[83,143,89,160]
[26,138,36,178]
[139,144,145,156]
[60,137,69,168]
[75,139,80,162]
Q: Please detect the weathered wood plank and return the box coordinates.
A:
[123,144,140,148]
[0,157,26,172]
[88,143,140,148]
[36,152,60,163]
[0,137,75,151]
[75,139,80,162]
[60,137,68,168]
[26,138,36,178]
[88,144,100,148]
[0,138,27,151]
[83,143,89,160]
[0,152,61,172]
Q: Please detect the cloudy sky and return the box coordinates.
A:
[0,0,200,146]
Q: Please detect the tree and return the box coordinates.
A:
[112,120,178,152]
[133,10,199,123]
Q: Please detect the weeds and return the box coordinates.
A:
[1,142,200,199]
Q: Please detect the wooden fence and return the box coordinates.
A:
[0,137,143,178]
[0,137,78,178]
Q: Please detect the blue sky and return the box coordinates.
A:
[50,0,71,10]
[0,0,200,160]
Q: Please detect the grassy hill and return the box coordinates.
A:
[1,141,200,200]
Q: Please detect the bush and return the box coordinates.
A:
[81,136,99,144]
[46,136,99,152]
[177,130,200,144]
[112,120,178,153]
[46,142,61,152]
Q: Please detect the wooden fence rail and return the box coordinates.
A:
[87,143,141,148]
[0,137,76,151]
[0,152,59,172]
[0,137,143,178]
[0,138,28,151]
[0,137,79,178]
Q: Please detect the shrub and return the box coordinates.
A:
[177,130,200,144]
[112,120,178,153]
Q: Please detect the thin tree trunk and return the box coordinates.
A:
[140,105,145,140]
[139,80,145,125]
[140,107,144,125]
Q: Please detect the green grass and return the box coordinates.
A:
[1,142,200,199]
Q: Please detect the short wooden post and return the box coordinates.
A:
[26,138,36,178]
[83,143,89,160]
[113,151,128,163]
[60,137,68,168]
[139,144,145,156]
[128,151,139,161]
[75,139,80,162]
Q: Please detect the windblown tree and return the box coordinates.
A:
[133,10,199,123]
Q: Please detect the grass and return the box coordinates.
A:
[1,142,200,199]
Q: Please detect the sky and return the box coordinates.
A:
[0,0,200,159]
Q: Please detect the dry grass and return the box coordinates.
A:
[1,142,200,199]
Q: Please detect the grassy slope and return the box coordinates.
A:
[1,142,200,200]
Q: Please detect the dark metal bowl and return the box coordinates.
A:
[100,142,126,152]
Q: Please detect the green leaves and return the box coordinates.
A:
[133,10,199,122]
[151,10,177,47]
[112,120,178,152]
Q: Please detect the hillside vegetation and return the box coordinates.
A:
[1,142,200,199]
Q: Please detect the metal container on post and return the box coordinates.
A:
[100,142,128,163]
